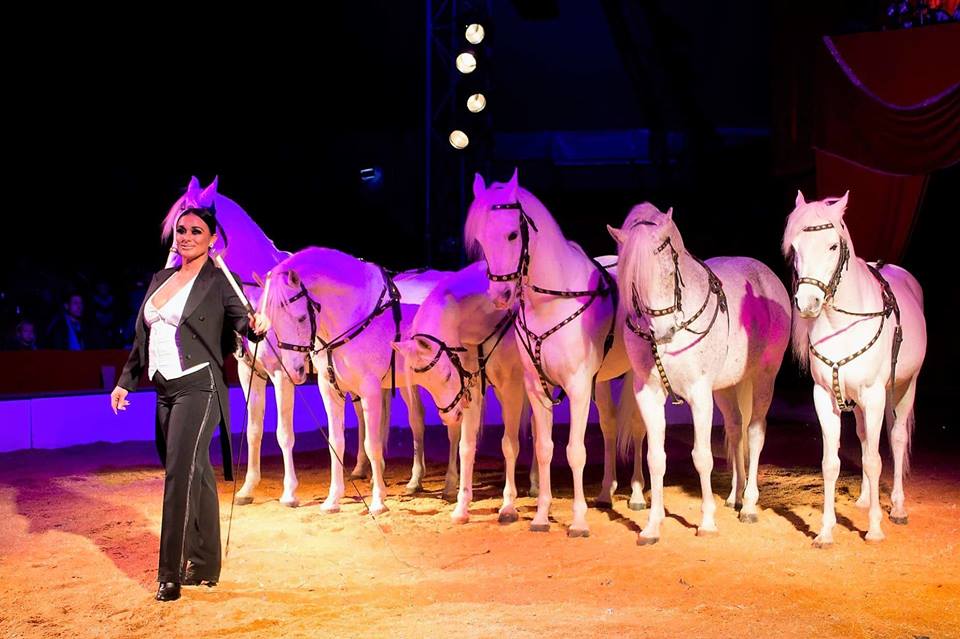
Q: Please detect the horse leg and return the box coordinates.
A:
[273,373,299,507]
[360,384,389,515]
[741,373,774,524]
[853,406,871,509]
[566,377,594,537]
[527,376,555,533]
[689,385,719,536]
[635,383,667,544]
[527,411,540,498]
[451,397,481,524]
[813,384,842,547]
[889,375,918,525]
[349,398,371,480]
[235,358,266,505]
[497,383,525,524]
[714,387,743,510]
[861,384,887,542]
[319,379,347,513]
[593,379,618,508]
[400,384,426,495]
[616,373,647,510]
[443,416,462,502]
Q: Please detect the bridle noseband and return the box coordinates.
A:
[793,222,850,304]
[409,333,477,415]
[624,224,728,406]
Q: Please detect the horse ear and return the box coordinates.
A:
[199,176,219,208]
[832,190,850,216]
[285,270,301,289]
[185,176,202,205]
[795,190,807,209]
[473,173,486,199]
[606,224,626,246]
[664,206,674,222]
[506,167,519,201]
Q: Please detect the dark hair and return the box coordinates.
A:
[176,207,229,247]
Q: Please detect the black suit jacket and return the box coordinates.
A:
[118,258,261,480]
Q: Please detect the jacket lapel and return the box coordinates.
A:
[180,259,217,324]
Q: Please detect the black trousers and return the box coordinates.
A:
[154,367,222,583]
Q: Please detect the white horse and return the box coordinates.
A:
[394,260,647,526]
[609,203,791,544]
[264,247,455,514]
[784,191,926,546]
[162,177,426,506]
[465,171,645,537]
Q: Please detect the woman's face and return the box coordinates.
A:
[176,212,216,262]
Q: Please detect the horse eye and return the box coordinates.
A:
[444,370,452,382]
[297,315,307,323]
[829,244,838,251]
[507,231,519,241]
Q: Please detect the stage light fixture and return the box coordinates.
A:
[449,130,470,149]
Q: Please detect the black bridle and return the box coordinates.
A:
[486,201,617,405]
[408,309,517,415]
[793,222,850,304]
[274,267,402,402]
[794,223,902,412]
[409,333,477,415]
[624,226,728,406]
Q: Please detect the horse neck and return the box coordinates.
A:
[822,253,883,325]
[415,268,503,345]
[527,227,593,292]
[309,261,384,341]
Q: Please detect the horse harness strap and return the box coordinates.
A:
[410,333,475,414]
[488,201,617,406]
[808,262,902,413]
[625,245,728,406]
[477,309,518,396]
[276,267,402,403]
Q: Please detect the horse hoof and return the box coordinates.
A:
[527,488,539,499]
[889,515,908,526]
[451,513,469,525]
[724,499,736,509]
[368,505,389,516]
[234,496,254,506]
[636,534,659,546]
[498,511,519,524]
[442,492,458,504]
[281,499,299,509]
[864,533,885,544]
[739,512,759,524]
[628,501,647,511]
[404,485,422,496]
[594,500,613,510]
[812,538,833,549]
[321,505,341,515]
[696,527,718,537]
[529,523,550,533]
[567,527,590,538]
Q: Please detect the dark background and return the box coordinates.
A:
[3,2,957,444]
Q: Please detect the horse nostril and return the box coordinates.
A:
[297,366,305,376]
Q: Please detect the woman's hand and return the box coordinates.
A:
[250,312,271,335]
[110,386,130,414]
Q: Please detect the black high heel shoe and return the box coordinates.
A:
[156,582,181,601]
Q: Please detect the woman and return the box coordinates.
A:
[110,195,270,602]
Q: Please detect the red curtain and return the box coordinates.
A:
[813,23,960,263]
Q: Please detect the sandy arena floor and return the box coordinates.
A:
[1,419,958,639]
